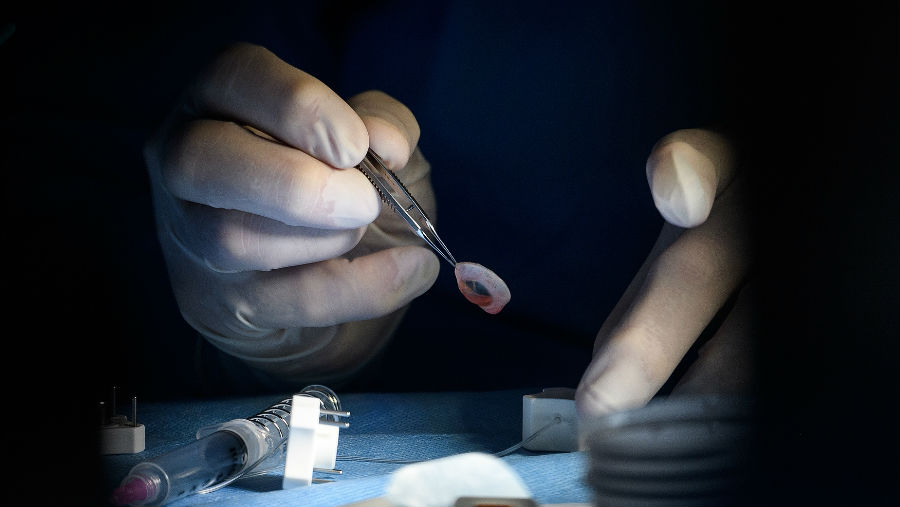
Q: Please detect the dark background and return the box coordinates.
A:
[2,1,897,505]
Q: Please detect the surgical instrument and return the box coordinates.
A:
[356,149,457,266]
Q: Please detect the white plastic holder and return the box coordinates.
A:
[522,387,578,452]
[282,394,342,488]
[100,416,146,454]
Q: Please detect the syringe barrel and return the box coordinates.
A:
[115,388,338,506]
[121,430,247,506]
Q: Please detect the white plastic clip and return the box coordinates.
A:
[99,392,145,455]
[522,387,578,452]
[282,393,348,488]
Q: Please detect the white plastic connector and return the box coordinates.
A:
[100,414,145,455]
[522,387,578,452]
[99,393,145,455]
[282,394,342,488]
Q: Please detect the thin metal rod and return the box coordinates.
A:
[320,409,350,418]
[319,420,350,429]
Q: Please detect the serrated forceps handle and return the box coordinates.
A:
[356,149,457,267]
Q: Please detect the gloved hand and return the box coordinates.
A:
[144,43,440,384]
[576,128,754,418]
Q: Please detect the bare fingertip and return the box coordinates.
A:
[652,182,714,227]
[647,141,716,227]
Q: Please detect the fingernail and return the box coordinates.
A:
[647,141,716,227]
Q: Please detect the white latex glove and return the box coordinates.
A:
[576,129,754,419]
[144,43,439,384]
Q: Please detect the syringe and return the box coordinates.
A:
[111,385,349,506]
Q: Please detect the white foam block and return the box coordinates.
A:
[385,452,532,507]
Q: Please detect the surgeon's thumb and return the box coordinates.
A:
[364,245,440,315]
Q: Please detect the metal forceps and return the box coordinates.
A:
[356,149,457,267]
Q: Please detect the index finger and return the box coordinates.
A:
[348,90,421,170]
[190,43,369,168]
[576,131,750,419]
